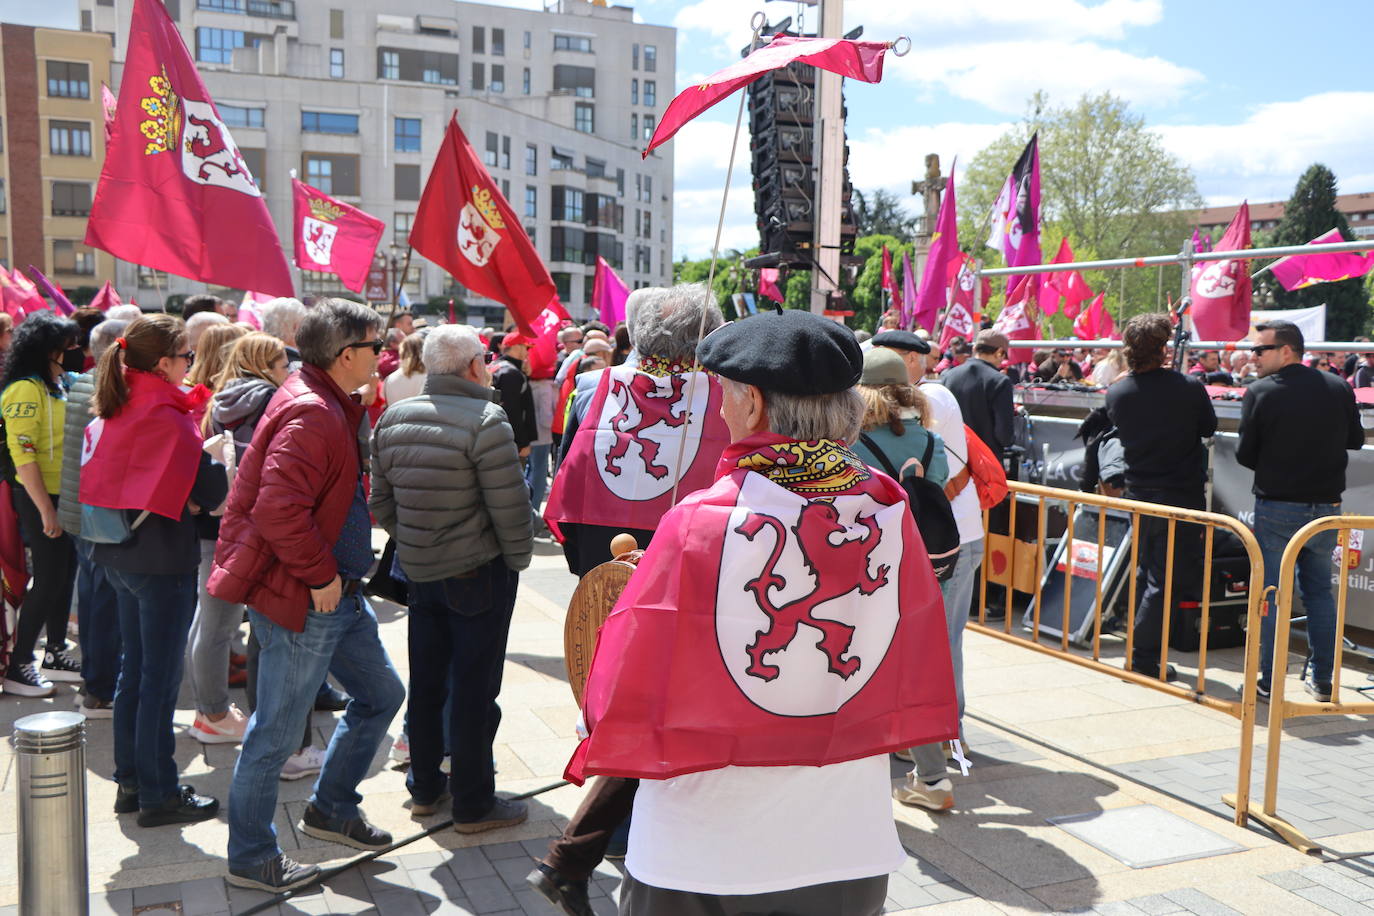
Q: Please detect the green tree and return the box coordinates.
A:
[852,189,918,240]
[1255,163,1371,339]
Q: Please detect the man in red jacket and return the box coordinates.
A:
[210,298,405,893]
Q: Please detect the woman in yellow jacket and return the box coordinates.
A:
[2,312,81,697]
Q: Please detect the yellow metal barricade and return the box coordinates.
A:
[1238,516,1374,853]
[972,481,1268,828]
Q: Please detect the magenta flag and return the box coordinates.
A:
[1190,202,1251,342]
[758,268,784,303]
[101,83,117,141]
[900,253,918,329]
[987,134,1041,279]
[1268,228,1372,291]
[593,256,630,327]
[645,36,889,157]
[9,270,48,315]
[914,164,957,333]
[24,266,75,316]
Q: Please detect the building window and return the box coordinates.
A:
[196,27,253,65]
[574,104,594,134]
[644,45,657,72]
[643,210,652,239]
[616,168,624,197]
[219,104,264,128]
[525,144,537,176]
[52,240,96,276]
[380,49,399,79]
[240,147,265,189]
[523,30,531,50]
[484,132,499,167]
[644,80,656,107]
[303,153,359,196]
[490,64,504,93]
[51,181,92,216]
[301,111,358,134]
[630,114,638,141]
[551,227,584,264]
[632,43,639,70]
[525,186,537,219]
[552,272,571,303]
[472,62,484,91]
[472,26,485,54]
[554,34,592,53]
[585,158,606,178]
[522,67,530,95]
[553,65,595,98]
[393,212,412,248]
[551,149,574,171]
[0,179,6,214]
[552,186,584,222]
[329,48,344,78]
[642,114,655,143]
[631,78,638,105]
[49,120,92,156]
[394,164,420,200]
[644,175,653,202]
[492,28,504,56]
[377,47,457,85]
[394,117,420,152]
[329,8,343,39]
[46,61,90,99]
[501,136,511,170]
[501,178,509,199]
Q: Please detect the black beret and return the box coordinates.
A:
[871,329,931,354]
[697,309,863,395]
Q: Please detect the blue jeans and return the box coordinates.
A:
[106,568,197,809]
[912,538,983,783]
[1255,498,1340,686]
[75,537,122,701]
[405,558,518,820]
[228,593,404,870]
[525,443,551,511]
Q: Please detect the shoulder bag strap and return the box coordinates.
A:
[858,433,901,480]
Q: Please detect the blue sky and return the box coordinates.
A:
[8,0,1373,260]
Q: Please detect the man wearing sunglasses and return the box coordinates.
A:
[210,299,405,893]
[1239,320,1364,704]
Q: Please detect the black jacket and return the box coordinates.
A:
[1238,363,1363,503]
[941,357,1014,456]
[491,355,537,449]
[1106,369,1216,493]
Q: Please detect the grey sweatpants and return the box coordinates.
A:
[184,538,246,716]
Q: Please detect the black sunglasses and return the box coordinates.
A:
[178,350,195,365]
[335,339,384,358]
[1251,344,1280,355]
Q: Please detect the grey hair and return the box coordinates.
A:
[725,378,863,444]
[628,283,723,364]
[260,297,308,344]
[422,325,485,377]
[89,319,129,362]
[105,304,144,322]
[295,298,383,369]
[185,310,228,349]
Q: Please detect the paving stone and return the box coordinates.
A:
[1093,902,1147,915]
[447,845,500,880]
[279,895,333,916]
[883,874,938,909]
[1299,866,1374,901]
[923,882,973,903]
[408,863,467,904]
[320,884,376,915]
[132,882,182,907]
[396,849,448,869]
[1294,886,1374,916]
[520,837,554,859]
[90,888,136,916]
[177,877,230,916]
[483,841,530,860]
[1161,888,1244,916]
[492,852,538,888]
[1126,894,1186,915]
[461,874,519,913]
[370,888,431,916]
[1263,870,1318,892]
[225,883,278,913]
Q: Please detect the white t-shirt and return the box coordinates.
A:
[382,369,426,405]
[919,381,983,545]
[625,755,905,895]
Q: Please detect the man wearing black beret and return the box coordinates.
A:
[872,329,932,384]
[567,308,958,916]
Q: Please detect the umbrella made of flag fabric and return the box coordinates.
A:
[644,36,891,157]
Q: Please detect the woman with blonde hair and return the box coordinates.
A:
[186,321,249,391]
[382,331,427,404]
[851,347,948,488]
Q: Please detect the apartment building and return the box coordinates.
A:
[1193,192,1374,242]
[77,0,674,320]
[0,23,117,291]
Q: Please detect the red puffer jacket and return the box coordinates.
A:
[208,363,365,632]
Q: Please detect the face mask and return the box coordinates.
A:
[62,349,86,373]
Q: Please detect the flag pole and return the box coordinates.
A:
[388,246,413,322]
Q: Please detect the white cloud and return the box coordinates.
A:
[848,121,1012,198]
[672,187,757,260]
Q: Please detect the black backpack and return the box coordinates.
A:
[860,432,961,581]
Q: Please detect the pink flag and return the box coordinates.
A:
[0,273,28,323]
[646,36,889,157]
[89,281,123,313]
[993,278,1041,364]
[1268,228,1372,291]
[592,256,631,328]
[1190,202,1251,342]
[101,84,117,141]
[1072,293,1116,340]
[900,253,918,330]
[914,164,958,333]
[1039,238,1093,319]
[292,179,386,293]
[25,266,75,316]
[987,134,1041,282]
[10,270,48,315]
[758,268,784,303]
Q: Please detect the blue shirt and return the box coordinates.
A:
[332,479,374,580]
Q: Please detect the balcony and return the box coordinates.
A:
[197,0,295,20]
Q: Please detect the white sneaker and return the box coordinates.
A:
[281,746,326,781]
[390,732,410,765]
[191,704,248,744]
[893,775,954,811]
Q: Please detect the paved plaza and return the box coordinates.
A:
[2,534,1372,915]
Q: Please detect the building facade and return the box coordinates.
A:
[1193,192,1374,242]
[76,0,674,321]
[0,23,117,292]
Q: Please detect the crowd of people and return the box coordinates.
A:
[0,284,1361,915]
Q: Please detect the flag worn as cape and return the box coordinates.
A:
[758,268,784,303]
[292,179,386,294]
[79,369,203,520]
[645,36,889,156]
[410,114,556,337]
[1190,202,1251,342]
[85,0,292,297]
[566,433,958,783]
[592,256,630,329]
[544,362,730,541]
[914,164,958,333]
[1268,228,1372,291]
[25,266,75,316]
[987,134,1041,283]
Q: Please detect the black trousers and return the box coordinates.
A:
[1126,486,1205,669]
[618,872,888,916]
[9,487,76,669]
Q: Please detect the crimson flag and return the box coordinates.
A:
[758,268,784,303]
[291,179,385,294]
[993,277,1041,364]
[1073,293,1116,340]
[1190,202,1251,341]
[1038,238,1092,318]
[566,434,958,783]
[645,37,890,157]
[85,0,291,296]
[410,114,556,338]
[948,252,990,313]
[89,281,123,313]
[880,245,898,314]
[525,298,571,381]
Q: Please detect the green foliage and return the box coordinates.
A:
[426,295,464,321]
[852,189,918,240]
[64,286,101,307]
[1254,163,1371,339]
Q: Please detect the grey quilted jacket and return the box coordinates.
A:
[57,372,96,535]
[370,373,532,581]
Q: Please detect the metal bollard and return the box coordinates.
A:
[12,710,89,916]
